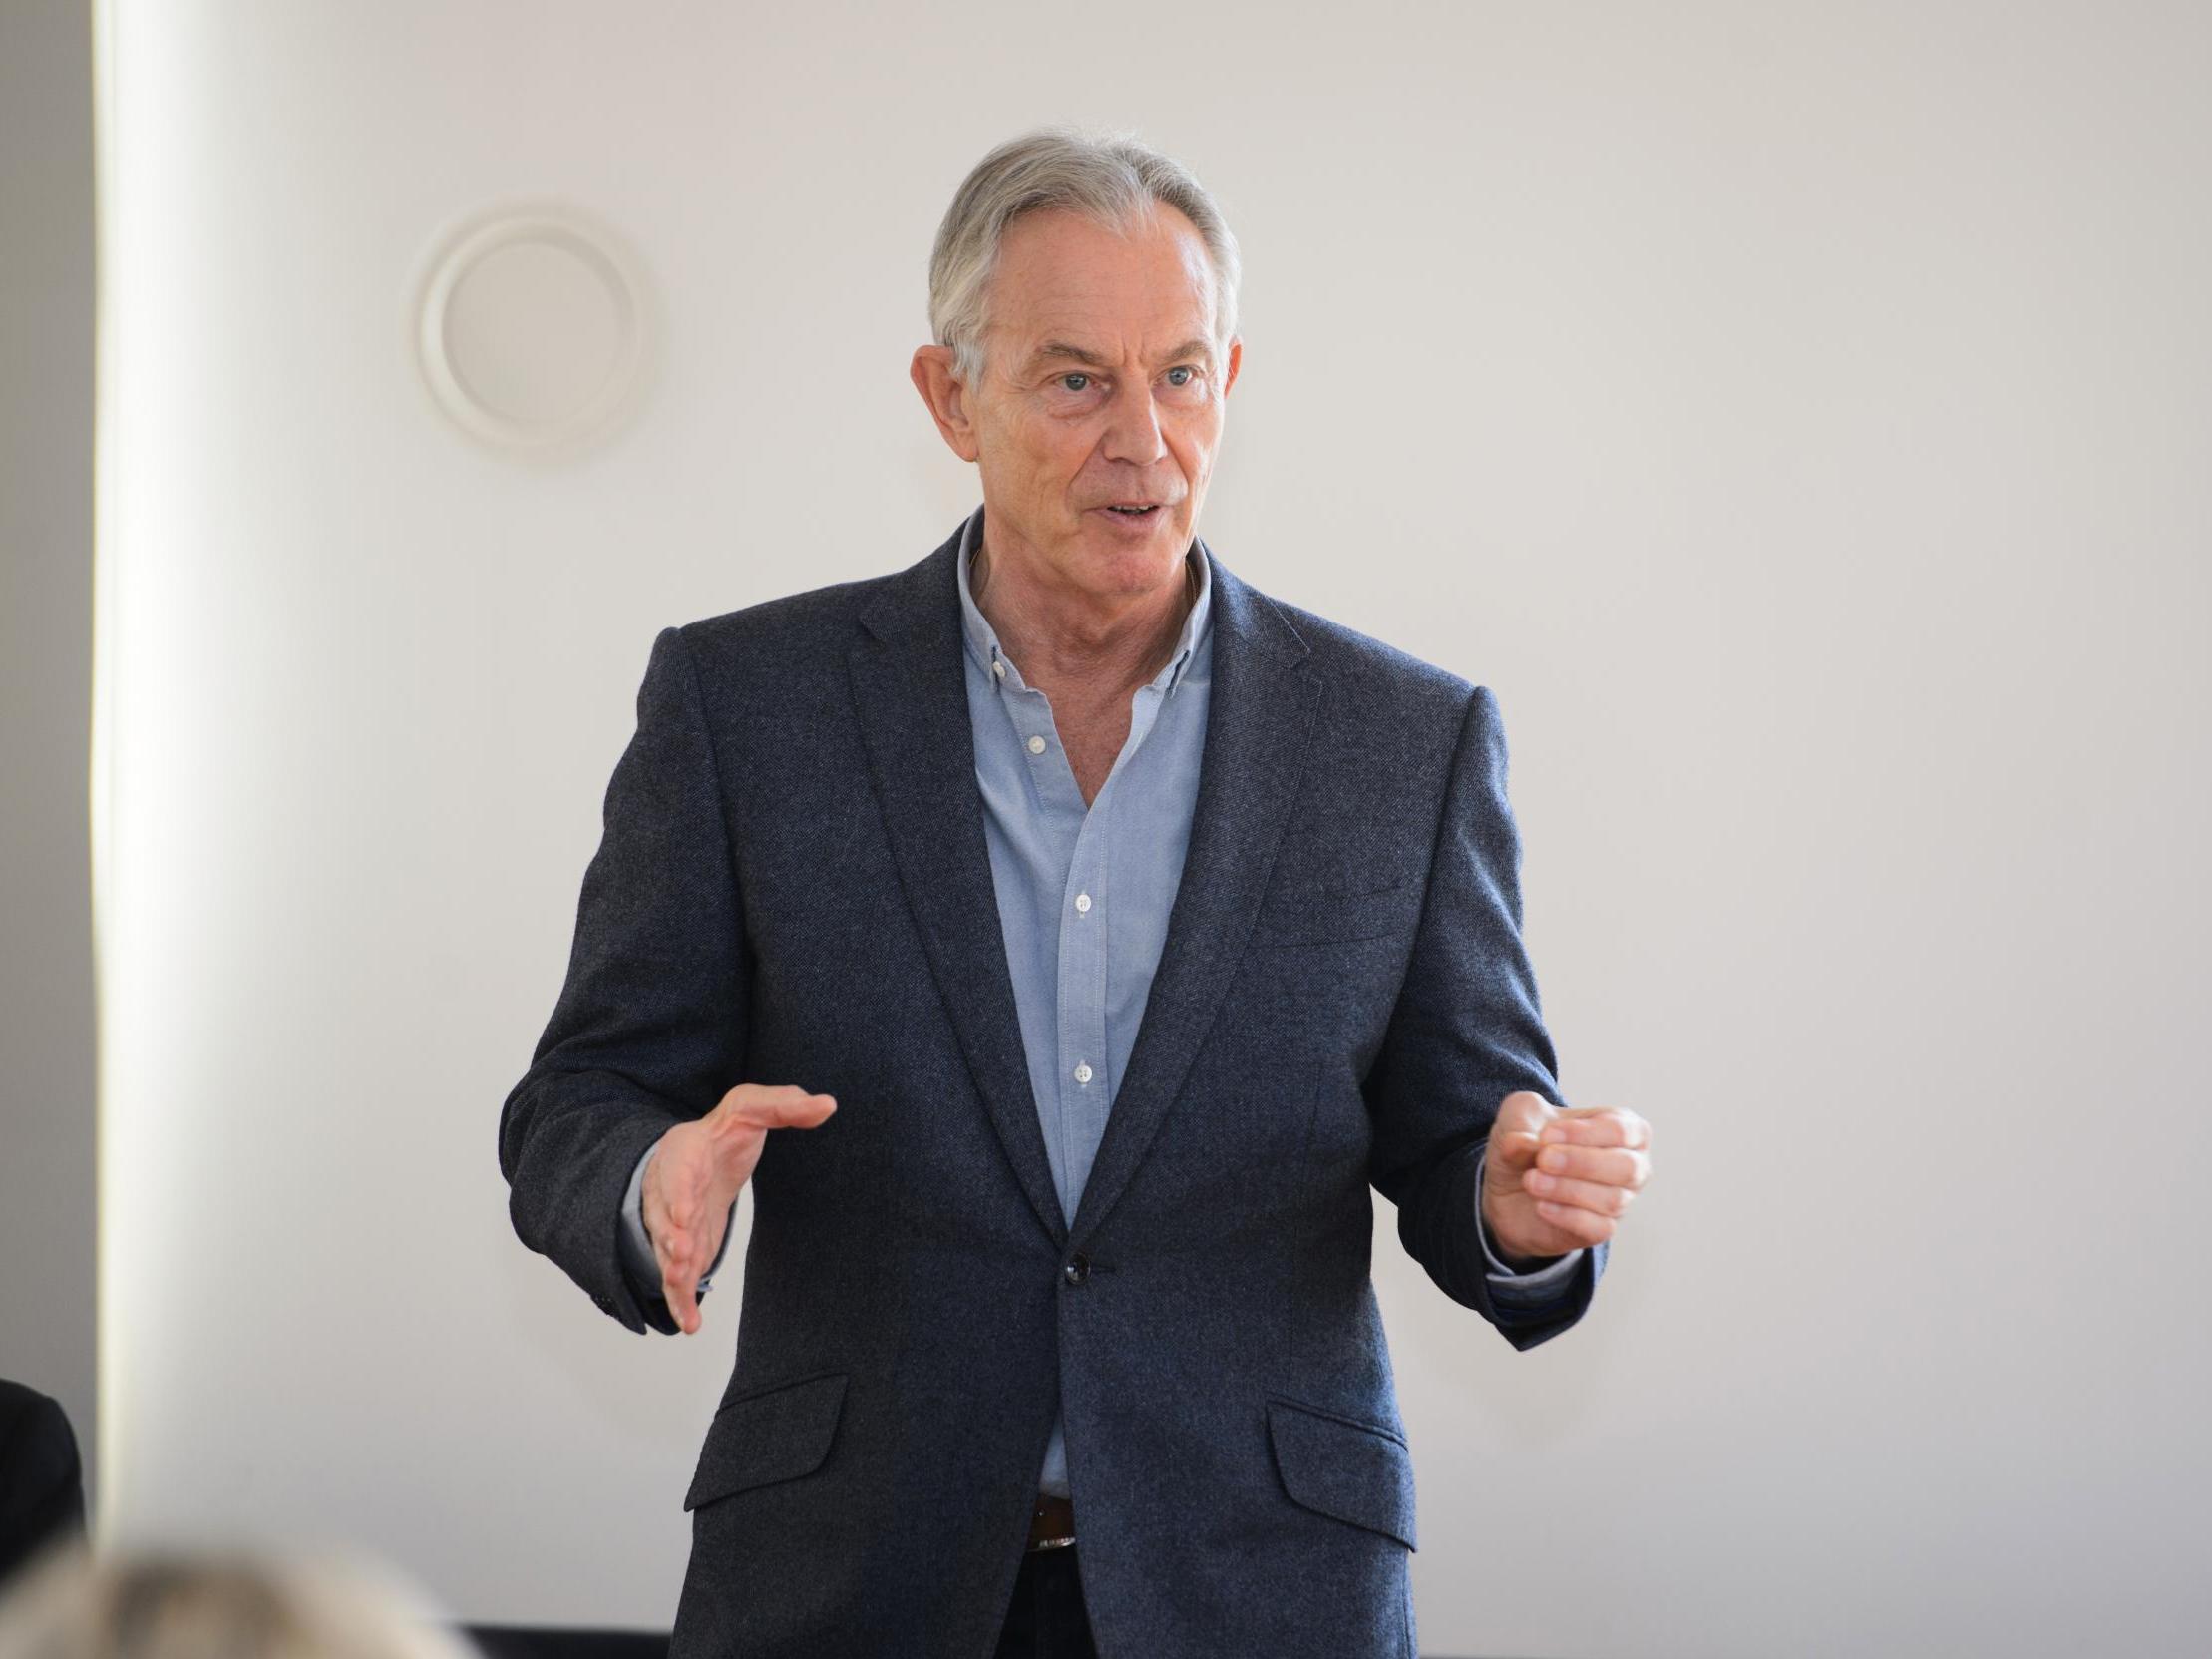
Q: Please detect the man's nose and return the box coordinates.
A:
[1099,377,1166,466]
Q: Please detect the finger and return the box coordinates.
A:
[657,1221,702,1335]
[641,1150,701,1335]
[652,1174,699,1253]
[720,1087,839,1131]
[1533,1198,1619,1246]
[1522,1168,1637,1220]
[1495,1090,1557,1132]
[1534,1144,1650,1190]
[1537,1107,1651,1151]
[1490,1092,1557,1165]
[1539,1110,1646,1150]
[664,1264,701,1335]
[1489,1125,1546,1172]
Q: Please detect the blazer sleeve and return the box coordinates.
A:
[1362,683,1607,1349]
[498,623,750,1336]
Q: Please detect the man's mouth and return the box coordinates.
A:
[1098,503,1161,517]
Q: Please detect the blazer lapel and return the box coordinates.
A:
[849,524,1070,1246]
[847,520,1322,1257]
[1066,545,1319,1252]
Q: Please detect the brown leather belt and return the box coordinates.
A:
[1026,1492,1076,1552]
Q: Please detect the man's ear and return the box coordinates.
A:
[1223,335,1242,399]
[910,345,980,463]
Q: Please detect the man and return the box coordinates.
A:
[499,127,1651,1659]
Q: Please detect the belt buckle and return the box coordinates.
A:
[1027,1493,1076,1552]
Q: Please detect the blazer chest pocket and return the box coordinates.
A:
[683,1370,849,1512]
[1265,1394,1417,1550]
[1251,878,1414,948]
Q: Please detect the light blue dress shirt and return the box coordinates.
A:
[618,505,1584,1497]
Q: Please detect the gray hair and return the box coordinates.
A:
[926,126,1243,388]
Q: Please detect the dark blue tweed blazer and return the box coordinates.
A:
[499,517,1606,1658]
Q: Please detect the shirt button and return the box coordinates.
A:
[992,659,1006,679]
[1026,734,1046,754]
[1075,893,1091,913]
[1074,1062,1092,1084]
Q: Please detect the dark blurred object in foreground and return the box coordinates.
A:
[0,1541,485,1659]
[0,1381,84,1591]
[462,1628,666,1659]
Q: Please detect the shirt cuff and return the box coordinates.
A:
[1472,1142,1585,1293]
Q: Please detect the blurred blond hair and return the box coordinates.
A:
[0,1540,482,1659]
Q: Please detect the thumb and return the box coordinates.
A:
[714,1083,840,1133]
[1489,1089,1558,1173]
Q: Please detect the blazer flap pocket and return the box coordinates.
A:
[683,1370,849,1511]
[1253,879,1413,947]
[1266,1395,1417,1549]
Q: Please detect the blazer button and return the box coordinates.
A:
[1063,1253,1090,1287]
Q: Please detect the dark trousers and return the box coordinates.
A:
[993,1543,1099,1659]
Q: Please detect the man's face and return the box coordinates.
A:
[949,204,1242,605]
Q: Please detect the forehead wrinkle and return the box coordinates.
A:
[990,218,1223,382]
[1019,334,1219,375]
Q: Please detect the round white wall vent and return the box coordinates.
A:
[412,203,654,458]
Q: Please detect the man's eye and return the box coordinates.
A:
[1167,366,1197,387]
[1059,373,1091,392]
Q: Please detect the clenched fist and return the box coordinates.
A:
[642,1082,838,1335]
[1480,1090,1651,1267]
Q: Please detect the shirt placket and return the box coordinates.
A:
[1055,680,1175,1200]
[990,644,1087,1204]
[992,639,1179,1212]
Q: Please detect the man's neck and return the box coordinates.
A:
[971,529,1197,705]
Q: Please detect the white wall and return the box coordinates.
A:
[1,0,97,1506]
[92,2,2210,1654]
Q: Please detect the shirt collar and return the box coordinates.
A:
[954,502,1213,696]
